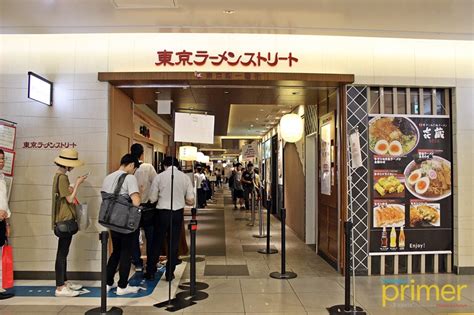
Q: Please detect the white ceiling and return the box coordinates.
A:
[1,0,472,39]
[227,104,292,137]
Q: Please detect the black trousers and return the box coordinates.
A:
[107,230,134,289]
[55,235,72,287]
[244,188,254,210]
[146,209,184,278]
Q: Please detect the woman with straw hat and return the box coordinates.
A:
[52,148,87,297]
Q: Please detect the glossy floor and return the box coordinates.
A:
[1,187,473,314]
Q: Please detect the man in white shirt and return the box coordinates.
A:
[145,157,194,281]
[130,144,158,272]
[0,149,13,299]
[194,167,206,208]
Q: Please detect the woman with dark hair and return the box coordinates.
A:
[51,149,87,297]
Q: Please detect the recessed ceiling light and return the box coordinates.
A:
[224,91,230,94]
[256,118,259,121]
[260,109,264,112]
[155,91,161,94]
[223,9,235,14]
[250,124,254,128]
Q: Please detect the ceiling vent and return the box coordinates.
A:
[112,0,178,9]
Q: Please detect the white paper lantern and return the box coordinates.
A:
[202,155,210,163]
[179,146,198,161]
[280,113,303,143]
[196,152,205,163]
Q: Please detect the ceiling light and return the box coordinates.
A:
[223,10,235,14]
[256,118,259,121]
[155,91,161,94]
[250,124,254,128]
[224,91,230,94]
[260,109,264,112]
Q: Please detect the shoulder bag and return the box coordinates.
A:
[53,174,79,238]
[99,173,142,234]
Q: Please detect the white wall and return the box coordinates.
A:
[0,33,473,272]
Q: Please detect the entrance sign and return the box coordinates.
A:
[174,113,215,144]
[155,50,299,68]
[368,115,452,253]
[242,143,257,160]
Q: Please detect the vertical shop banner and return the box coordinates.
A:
[368,115,452,253]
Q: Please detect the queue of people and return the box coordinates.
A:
[2,145,256,299]
[228,162,261,211]
[46,144,196,297]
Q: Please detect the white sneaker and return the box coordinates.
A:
[65,281,83,291]
[55,286,80,297]
[116,285,140,296]
[106,283,117,292]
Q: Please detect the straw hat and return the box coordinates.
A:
[54,148,84,168]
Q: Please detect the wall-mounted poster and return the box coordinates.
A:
[368,115,452,253]
[320,115,333,195]
[0,123,16,151]
[278,139,283,185]
[1,150,15,177]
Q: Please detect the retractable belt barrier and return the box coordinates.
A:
[85,231,123,315]
[327,221,366,315]
[258,199,278,255]
[269,208,297,280]
[253,186,266,238]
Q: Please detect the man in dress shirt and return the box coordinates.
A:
[145,157,194,281]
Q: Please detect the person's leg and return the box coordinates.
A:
[55,236,72,288]
[131,228,143,269]
[106,231,122,286]
[244,188,250,210]
[117,232,134,289]
[146,210,167,276]
[166,209,184,280]
[143,223,154,267]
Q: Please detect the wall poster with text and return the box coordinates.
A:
[368,115,452,253]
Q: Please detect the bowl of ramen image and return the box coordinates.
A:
[404,156,452,201]
[369,116,419,156]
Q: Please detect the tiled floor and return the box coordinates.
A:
[1,187,473,314]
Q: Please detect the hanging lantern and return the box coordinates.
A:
[196,152,205,163]
[280,113,303,143]
[202,155,210,163]
[179,146,197,161]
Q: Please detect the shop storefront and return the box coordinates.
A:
[0,33,472,278]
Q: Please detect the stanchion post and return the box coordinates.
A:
[85,232,123,315]
[188,220,197,296]
[191,207,197,220]
[258,199,278,254]
[327,221,366,315]
[269,208,296,279]
[253,186,266,238]
[344,221,352,311]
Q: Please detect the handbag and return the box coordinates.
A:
[53,175,78,238]
[2,239,14,289]
[99,173,142,234]
[76,203,90,231]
